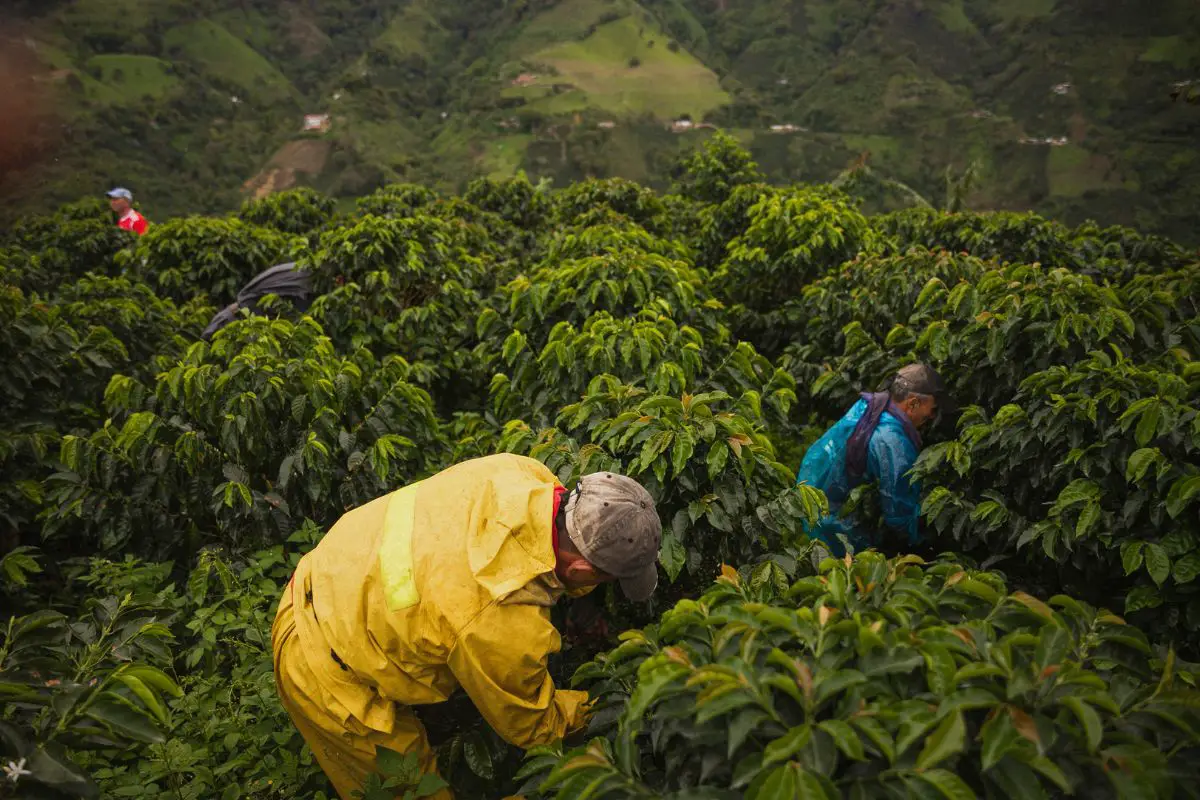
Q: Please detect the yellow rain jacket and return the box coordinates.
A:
[272,454,591,799]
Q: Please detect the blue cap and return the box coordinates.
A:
[106,187,133,201]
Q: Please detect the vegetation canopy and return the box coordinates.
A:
[1,135,1199,799]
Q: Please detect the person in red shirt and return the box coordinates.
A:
[106,187,149,236]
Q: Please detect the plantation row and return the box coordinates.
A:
[1,134,1198,798]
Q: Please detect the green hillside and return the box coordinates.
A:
[162,19,297,103]
[510,13,729,119]
[0,0,1197,242]
[84,55,179,104]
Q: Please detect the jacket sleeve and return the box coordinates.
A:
[867,428,921,542]
[447,599,590,749]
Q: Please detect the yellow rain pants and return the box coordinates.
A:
[272,583,451,799]
[271,454,591,800]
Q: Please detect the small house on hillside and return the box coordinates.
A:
[670,119,694,133]
[511,73,539,87]
[598,120,616,129]
[303,114,331,133]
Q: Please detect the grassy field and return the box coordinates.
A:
[163,19,296,103]
[375,0,444,60]
[1140,36,1198,69]
[85,55,179,105]
[477,134,534,179]
[345,118,424,182]
[934,0,980,35]
[511,13,729,120]
[509,0,639,56]
[841,134,903,164]
[1047,144,1121,197]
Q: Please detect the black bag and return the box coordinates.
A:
[201,262,311,340]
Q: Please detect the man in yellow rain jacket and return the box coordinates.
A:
[271,453,663,799]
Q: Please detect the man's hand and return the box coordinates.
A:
[564,594,610,643]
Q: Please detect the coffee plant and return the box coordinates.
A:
[3,133,1198,798]
[520,553,1200,799]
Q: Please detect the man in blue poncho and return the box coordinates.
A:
[797,363,952,556]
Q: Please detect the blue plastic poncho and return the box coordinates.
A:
[796,397,922,555]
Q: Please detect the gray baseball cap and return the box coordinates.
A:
[890,363,957,416]
[106,187,133,201]
[564,471,662,601]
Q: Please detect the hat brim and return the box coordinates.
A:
[619,563,659,602]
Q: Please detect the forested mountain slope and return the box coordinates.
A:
[1,0,1197,241]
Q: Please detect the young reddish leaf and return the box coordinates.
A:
[1009,591,1053,619]
[1008,706,1041,748]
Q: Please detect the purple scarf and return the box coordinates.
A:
[845,392,922,481]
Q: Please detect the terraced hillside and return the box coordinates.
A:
[1,0,1197,241]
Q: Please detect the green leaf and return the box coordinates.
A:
[1172,553,1200,585]
[85,695,165,744]
[916,710,966,770]
[706,502,734,533]
[1144,543,1170,586]
[747,764,797,800]
[127,666,183,695]
[817,719,865,761]
[1121,540,1145,575]
[26,745,98,797]
[1134,399,1162,447]
[1,547,42,588]
[923,645,957,695]
[462,731,494,780]
[851,716,895,764]
[988,757,1046,799]
[746,763,830,800]
[659,531,687,582]
[707,442,730,478]
[1050,479,1098,514]
[1059,697,1102,753]
[953,578,1001,604]
[980,709,1020,770]
[415,772,449,797]
[763,724,811,767]
[1125,586,1163,614]
[918,769,977,800]
[1125,448,1161,483]
[1166,475,1200,519]
[115,674,169,726]
[728,709,770,759]
[1027,756,1071,792]
[1075,502,1101,539]
[376,745,418,783]
[671,430,696,477]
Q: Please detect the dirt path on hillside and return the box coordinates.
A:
[242,139,331,200]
